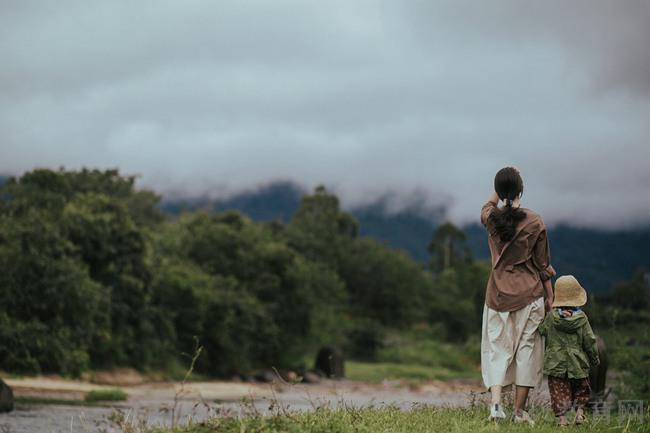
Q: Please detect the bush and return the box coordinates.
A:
[202,288,280,376]
[344,319,386,361]
[85,388,128,403]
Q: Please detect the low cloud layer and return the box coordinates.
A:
[1,0,649,227]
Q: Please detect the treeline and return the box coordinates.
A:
[0,169,489,377]
[588,269,650,327]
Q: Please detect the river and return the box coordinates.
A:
[0,378,491,433]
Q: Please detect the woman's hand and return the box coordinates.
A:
[488,191,499,205]
[545,295,554,314]
[544,279,554,313]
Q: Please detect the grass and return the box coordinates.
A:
[347,361,477,382]
[15,388,127,406]
[14,396,106,407]
[162,358,211,382]
[346,329,480,383]
[594,322,650,401]
[84,388,128,403]
[137,406,648,433]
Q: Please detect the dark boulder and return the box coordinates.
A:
[254,370,277,383]
[301,371,322,384]
[284,371,298,383]
[0,379,13,413]
[314,346,345,379]
[589,336,608,408]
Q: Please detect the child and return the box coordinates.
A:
[538,275,600,426]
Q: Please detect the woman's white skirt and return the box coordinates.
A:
[481,296,544,390]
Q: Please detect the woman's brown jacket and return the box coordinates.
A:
[481,201,556,312]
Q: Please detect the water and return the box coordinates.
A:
[0,380,481,433]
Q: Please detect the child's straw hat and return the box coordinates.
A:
[552,275,587,307]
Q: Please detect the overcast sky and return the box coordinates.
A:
[1,0,649,227]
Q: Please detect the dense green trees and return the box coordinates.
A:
[0,169,488,377]
[0,169,166,374]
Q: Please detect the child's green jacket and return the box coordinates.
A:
[538,309,600,379]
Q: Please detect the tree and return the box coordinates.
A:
[426,222,487,341]
[0,211,107,375]
[339,238,432,328]
[287,186,358,268]
[427,222,472,273]
[167,209,347,374]
[611,269,650,311]
[0,169,169,371]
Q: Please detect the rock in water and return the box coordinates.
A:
[254,369,277,383]
[301,371,322,384]
[314,346,345,379]
[285,370,298,383]
[0,379,14,413]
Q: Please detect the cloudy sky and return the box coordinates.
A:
[1,0,649,227]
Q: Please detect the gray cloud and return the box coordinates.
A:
[1,0,649,228]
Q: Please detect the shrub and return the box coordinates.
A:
[84,388,128,403]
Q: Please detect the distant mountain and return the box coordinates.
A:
[217,181,303,222]
[351,200,444,262]
[160,181,303,221]
[161,181,650,294]
[464,223,650,294]
[160,181,444,262]
[6,173,646,293]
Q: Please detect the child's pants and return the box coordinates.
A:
[547,375,591,416]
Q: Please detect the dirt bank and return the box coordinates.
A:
[1,375,486,432]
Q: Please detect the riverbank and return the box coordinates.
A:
[0,375,484,433]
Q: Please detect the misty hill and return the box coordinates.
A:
[3,175,648,293]
[161,181,650,294]
[160,181,445,262]
[464,224,650,294]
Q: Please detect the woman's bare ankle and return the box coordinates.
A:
[490,385,502,406]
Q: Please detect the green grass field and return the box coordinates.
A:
[346,360,478,383]
[140,406,647,433]
[345,329,480,383]
[594,322,650,401]
[85,388,128,403]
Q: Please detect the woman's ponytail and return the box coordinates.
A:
[489,204,526,242]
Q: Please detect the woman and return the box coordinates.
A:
[480,167,555,424]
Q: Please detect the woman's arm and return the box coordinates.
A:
[481,192,500,226]
[531,227,556,312]
[487,191,499,205]
[543,279,554,314]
